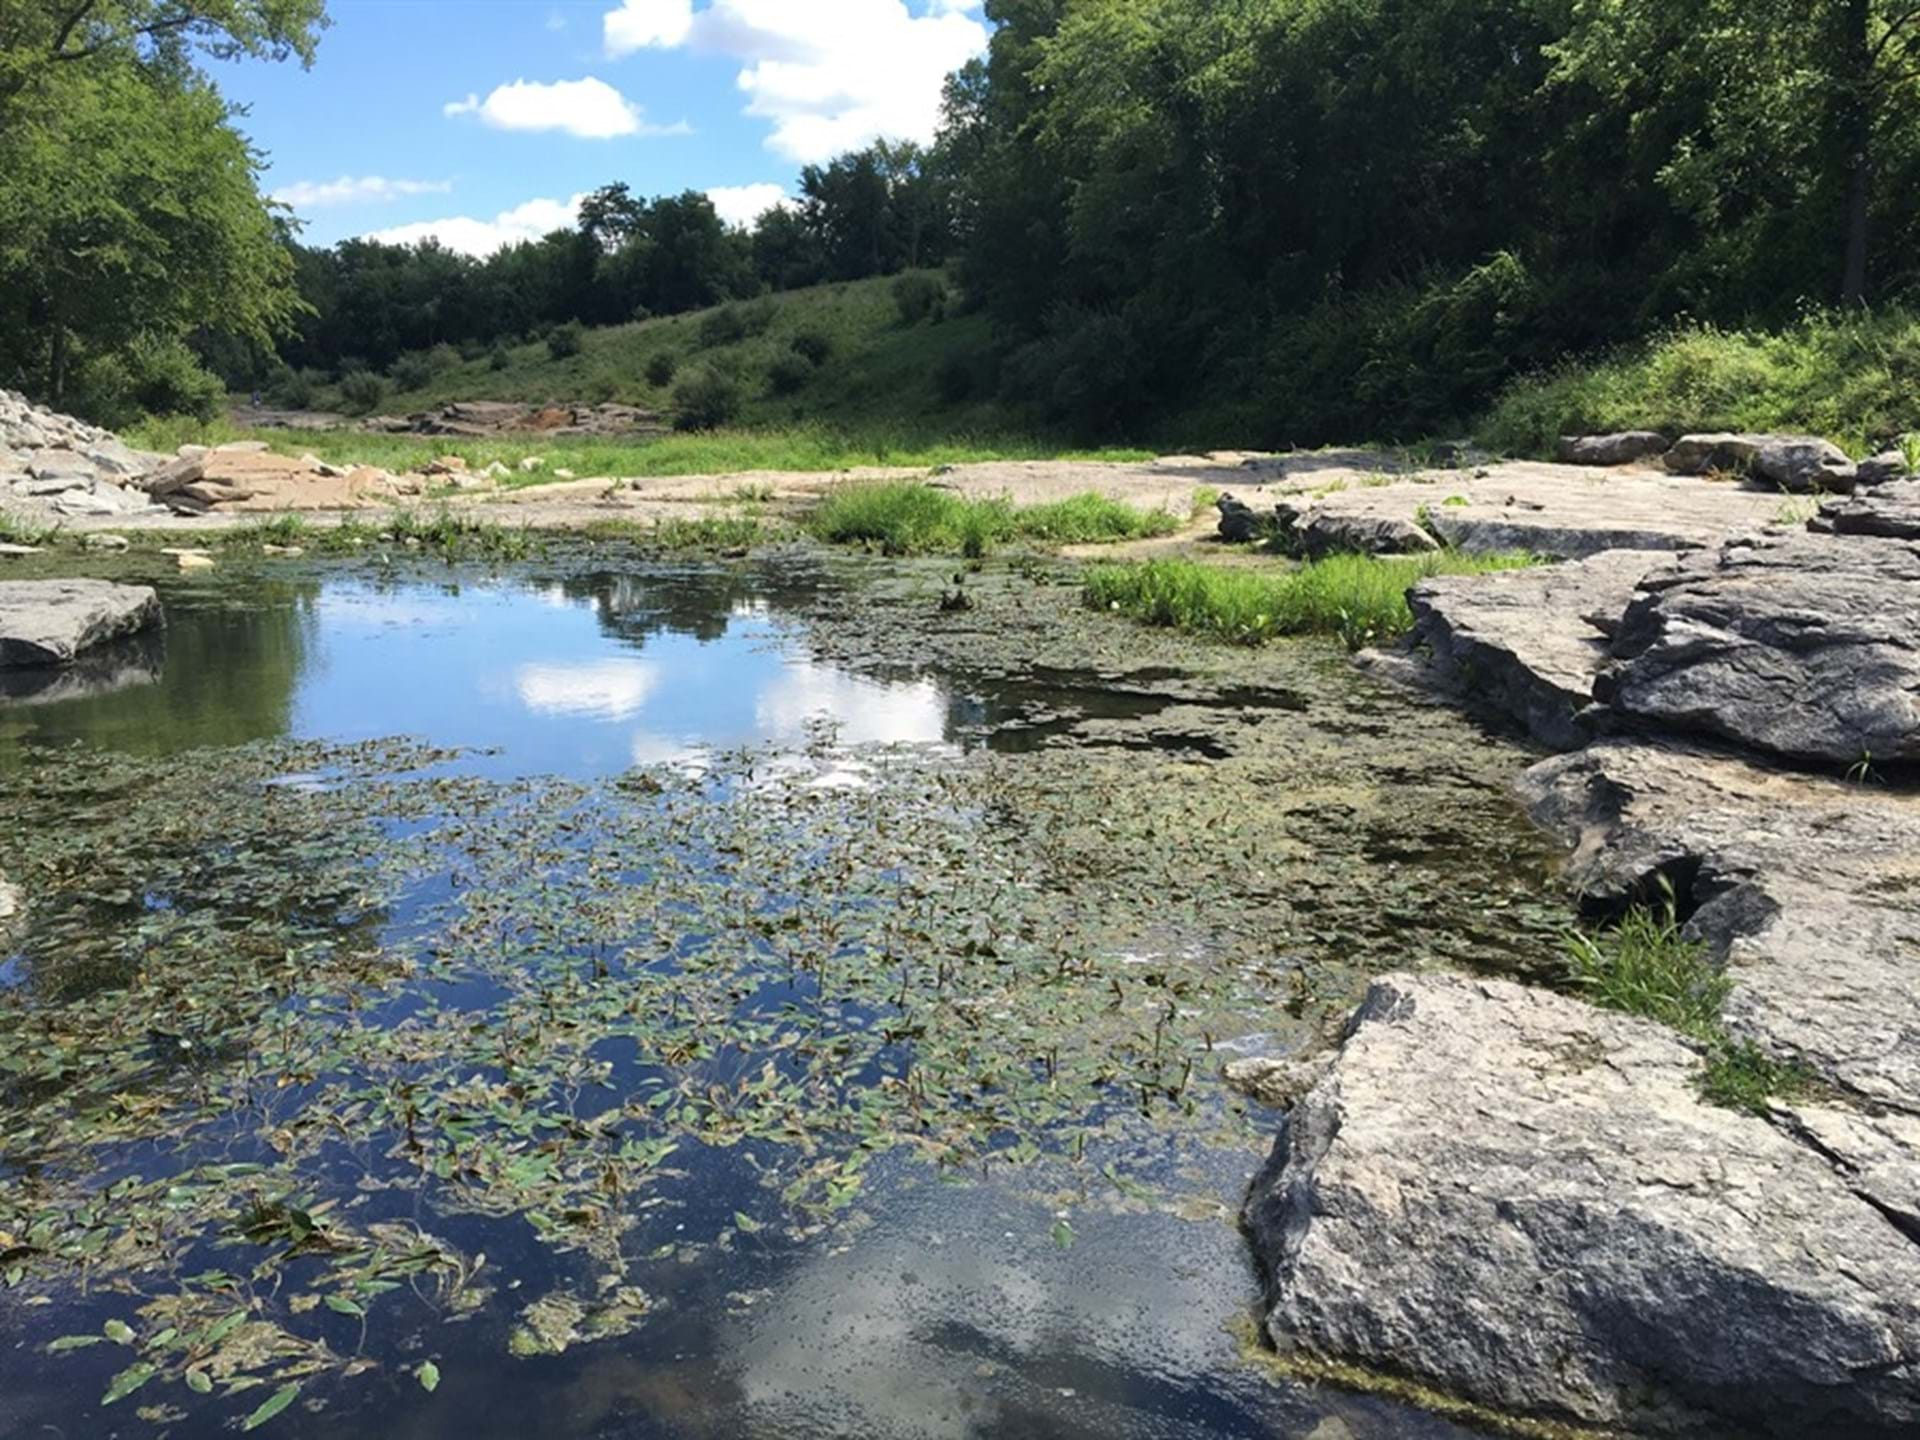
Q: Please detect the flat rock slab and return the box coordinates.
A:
[0,579,161,668]
[1605,531,1920,765]
[1518,738,1920,1114]
[1819,480,1920,539]
[1403,550,1665,748]
[1225,459,1784,559]
[1244,971,1920,1437]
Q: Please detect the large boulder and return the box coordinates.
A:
[1276,501,1438,557]
[1856,451,1913,488]
[0,579,161,668]
[1556,431,1669,467]
[1753,437,1857,494]
[1401,549,1664,749]
[1244,971,1920,1437]
[1216,492,1267,543]
[1663,432,1778,476]
[1816,481,1920,539]
[1602,531,1920,765]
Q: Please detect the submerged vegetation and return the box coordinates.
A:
[1564,896,1811,1114]
[807,482,1179,556]
[1084,553,1538,650]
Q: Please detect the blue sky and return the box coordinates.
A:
[214,0,989,253]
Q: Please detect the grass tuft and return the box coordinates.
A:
[1083,552,1537,650]
[808,482,1176,557]
[0,511,60,547]
[1564,892,1812,1114]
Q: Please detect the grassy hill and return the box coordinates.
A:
[335,273,1013,439]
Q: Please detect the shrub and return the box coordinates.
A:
[458,339,490,362]
[389,353,434,391]
[489,345,512,372]
[893,272,946,325]
[268,368,318,409]
[646,352,678,388]
[428,342,461,374]
[936,352,977,403]
[112,334,225,422]
[767,354,812,396]
[338,371,389,416]
[547,321,586,359]
[698,305,750,347]
[671,366,742,431]
[790,330,832,366]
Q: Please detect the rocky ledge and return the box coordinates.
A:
[1249,482,1920,1434]
[0,579,161,668]
[1247,972,1920,1438]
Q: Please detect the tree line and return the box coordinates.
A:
[8,0,1920,441]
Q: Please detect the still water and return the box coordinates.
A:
[0,555,1548,1440]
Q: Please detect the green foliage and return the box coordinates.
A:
[766,353,812,396]
[671,366,742,431]
[1564,900,1728,1035]
[546,321,585,360]
[268,367,318,409]
[66,333,225,428]
[1478,309,1920,456]
[809,482,1176,556]
[388,353,434,391]
[1083,553,1538,650]
[892,272,947,325]
[790,329,832,366]
[488,344,511,372]
[336,370,387,416]
[645,351,677,387]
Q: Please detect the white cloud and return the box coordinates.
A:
[362,193,586,257]
[271,175,454,210]
[515,659,661,721]
[706,182,790,228]
[601,0,988,163]
[444,76,689,141]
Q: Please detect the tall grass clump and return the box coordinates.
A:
[1479,307,1920,457]
[809,482,1175,556]
[1084,552,1536,650]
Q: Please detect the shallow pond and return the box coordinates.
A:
[0,549,1570,1439]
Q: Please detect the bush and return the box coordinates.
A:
[338,371,389,416]
[108,334,225,422]
[1002,306,1144,439]
[428,342,461,374]
[268,368,318,409]
[388,353,434,391]
[459,339,490,362]
[698,299,776,348]
[790,330,832,367]
[646,352,678,387]
[671,366,742,431]
[893,272,947,325]
[547,321,586,359]
[489,345,512,372]
[767,354,812,396]
[935,352,977,403]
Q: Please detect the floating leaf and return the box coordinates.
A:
[417,1360,441,1393]
[1051,1218,1076,1250]
[186,1369,214,1395]
[324,1295,365,1318]
[47,1335,103,1353]
[732,1211,764,1234]
[103,1320,135,1345]
[101,1362,157,1406]
[242,1383,300,1431]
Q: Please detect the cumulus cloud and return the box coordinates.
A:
[444,77,690,141]
[271,175,454,210]
[706,182,790,228]
[362,194,586,257]
[600,0,987,162]
[515,659,661,721]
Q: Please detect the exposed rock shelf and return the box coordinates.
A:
[1245,972,1920,1438]
[0,579,161,668]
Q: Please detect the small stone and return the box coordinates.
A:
[553,468,576,480]
[176,553,216,572]
[212,441,270,455]
[159,547,213,560]
[518,457,545,473]
[261,544,305,558]
[82,534,130,552]
[0,543,42,557]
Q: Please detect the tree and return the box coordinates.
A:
[0,0,326,97]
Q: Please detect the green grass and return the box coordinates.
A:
[126,416,1150,487]
[1479,307,1920,457]
[808,482,1179,557]
[1564,895,1812,1114]
[222,509,542,562]
[1083,552,1538,650]
[0,511,59,546]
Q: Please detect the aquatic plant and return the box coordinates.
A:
[1083,552,1538,650]
[809,482,1177,556]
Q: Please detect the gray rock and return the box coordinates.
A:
[0,579,161,668]
[1817,481,1920,539]
[24,449,98,485]
[1402,550,1663,749]
[82,533,130,552]
[51,489,123,518]
[1602,532,1920,765]
[14,475,89,497]
[1857,451,1913,488]
[1244,971,1920,1437]
[139,454,206,497]
[1221,1054,1334,1109]
[83,439,160,478]
[1663,432,1779,476]
[1516,739,1920,1112]
[0,543,41,557]
[1753,437,1857,494]
[1216,493,1266,543]
[1280,505,1439,557]
[1555,431,1669,466]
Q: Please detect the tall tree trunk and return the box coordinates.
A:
[1840,0,1872,304]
